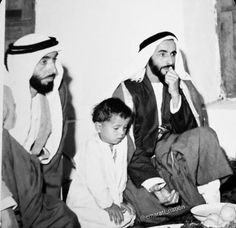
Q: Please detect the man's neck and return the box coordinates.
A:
[146,65,160,83]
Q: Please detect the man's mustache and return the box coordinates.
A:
[160,65,175,72]
[45,74,56,79]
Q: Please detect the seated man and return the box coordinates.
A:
[4,33,68,197]
[2,33,80,227]
[113,31,233,225]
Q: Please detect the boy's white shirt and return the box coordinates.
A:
[67,133,137,228]
[70,133,128,208]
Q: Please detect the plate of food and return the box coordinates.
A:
[191,203,236,227]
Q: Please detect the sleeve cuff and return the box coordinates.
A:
[170,96,181,114]
[141,177,166,192]
[1,197,17,211]
[97,196,113,209]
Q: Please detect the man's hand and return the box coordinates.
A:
[165,67,180,108]
[104,203,124,225]
[121,202,136,215]
[150,184,179,206]
[149,182,166,192]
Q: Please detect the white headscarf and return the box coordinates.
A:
[4,33,63,164]
[121,31,191,82]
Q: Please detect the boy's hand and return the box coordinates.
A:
[104,203,124,225]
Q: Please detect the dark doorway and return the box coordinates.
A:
[5,0,35,51]
[216,0,236,98]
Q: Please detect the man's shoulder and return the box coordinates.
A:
[58,80,68,114]
[59,80,67,101]
[124,79,145,95]
[124,78,140,86]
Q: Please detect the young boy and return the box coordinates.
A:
[66,98,136,228]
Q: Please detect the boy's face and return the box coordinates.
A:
[96,114,130,146]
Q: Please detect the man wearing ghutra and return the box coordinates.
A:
[4,33,66,196]
[113,31,233,225]
[3,33,80,227]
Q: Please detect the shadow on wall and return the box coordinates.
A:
[61,65,77,201]
[180,49,190,75]
[180,49,209,126]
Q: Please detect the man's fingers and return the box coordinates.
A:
[164,191,179,205]
[165,73,178,84]
[120,210,124,222]
[114,210,124,225]
[170,190,179,203]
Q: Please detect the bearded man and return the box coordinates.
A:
[3,33,80,228]
[113,31,233,225]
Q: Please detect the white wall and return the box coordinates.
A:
[35,0,184,140]
[182,0,221,103]
[35,0,220,143]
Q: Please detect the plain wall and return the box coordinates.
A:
[35,0,221,143]
[182,0,221,102]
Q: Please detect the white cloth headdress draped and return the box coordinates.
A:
[121,32,191,82]
[4,33,63,164]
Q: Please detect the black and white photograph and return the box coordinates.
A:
[1,1,236,227]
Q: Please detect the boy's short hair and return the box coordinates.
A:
[92,97,132,123]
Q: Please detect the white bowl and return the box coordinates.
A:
[191,202,236,222]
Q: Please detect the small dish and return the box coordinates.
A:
[191,202,236,222]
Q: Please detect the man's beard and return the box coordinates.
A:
[29,75,55,94]
[148,58,174,86]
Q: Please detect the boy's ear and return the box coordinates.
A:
[94,122,102,133]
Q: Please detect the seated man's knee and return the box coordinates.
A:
[198,126,218,139]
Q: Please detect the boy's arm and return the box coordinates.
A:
[85,142,113,209]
